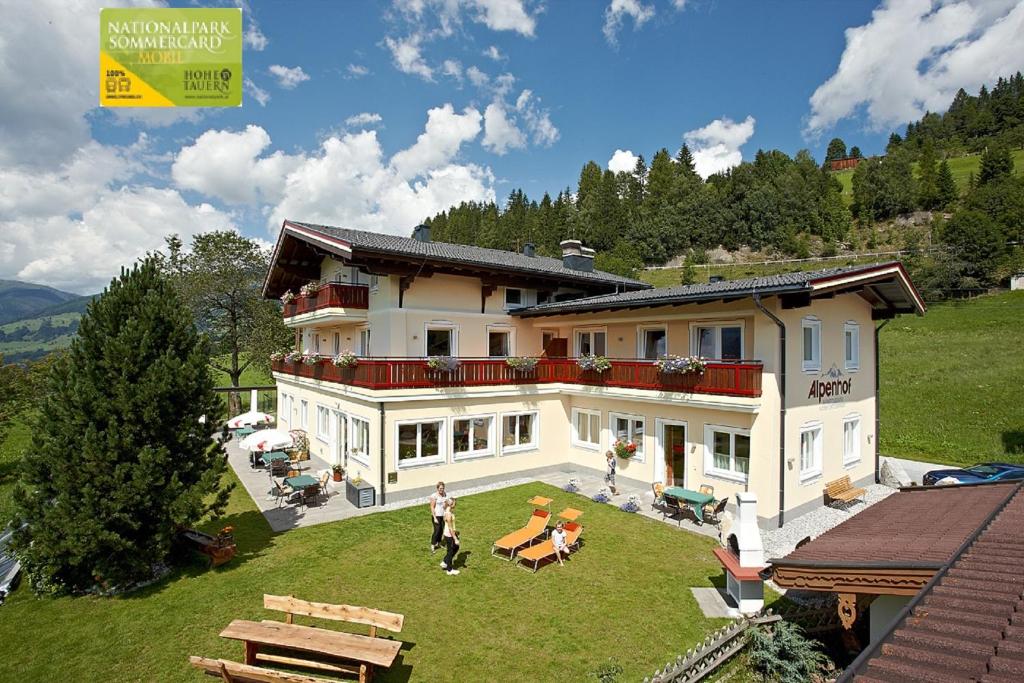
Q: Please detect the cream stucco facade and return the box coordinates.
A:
[273,253,896,528]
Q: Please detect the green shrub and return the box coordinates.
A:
[747,620,831,682]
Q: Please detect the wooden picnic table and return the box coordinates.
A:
[220,619,401,680]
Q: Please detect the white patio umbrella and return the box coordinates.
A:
[238,428,294,453]
[226,389,275,429]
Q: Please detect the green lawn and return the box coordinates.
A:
[880,291,1024,466]
[0,418,30,526]
[0,478,745,681]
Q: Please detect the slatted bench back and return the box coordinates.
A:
[263,594,405,637]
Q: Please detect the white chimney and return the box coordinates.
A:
[735,492,764,568]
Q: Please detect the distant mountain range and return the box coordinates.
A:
[0,280,96,362]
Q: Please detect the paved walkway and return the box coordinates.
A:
[884,456,944,485]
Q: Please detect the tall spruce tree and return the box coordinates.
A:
[12,258,231,594]
[824,137,847,163]
[916,140,939,209]
[935,160,958,208]
[978,143,1014,185]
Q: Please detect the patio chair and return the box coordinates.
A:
[517,522,584,572]
[301,485,320,508]
[651,482,665,511]
[703,498,729,528]
[270,478,296,508]
[662,493,684,526]
[317,471,331,500]
[492,509,551,560]
[270,459,288,478]
[698,484,714,497]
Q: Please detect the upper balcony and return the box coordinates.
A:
[282,283,369,326]
[272,356,762,399]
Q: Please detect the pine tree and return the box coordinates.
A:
[12,258,231,594]
[978,143,1014,185]
[849,146,862,159]
[676,143,697,178]
[886,132,903,154]
[935,160,958,208]
[824,137,847,163]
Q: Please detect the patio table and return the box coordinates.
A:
[235,427,255,438]
[663,487,715,524]
[262,451,289,463]
[285,474,318,489]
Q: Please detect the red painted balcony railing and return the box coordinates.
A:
[282,283,369,317]
[272,357,762,398]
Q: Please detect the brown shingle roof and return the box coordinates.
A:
[839,482,1024,682]
[774,483,1019,569]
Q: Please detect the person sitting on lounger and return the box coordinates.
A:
[551,521,570,566]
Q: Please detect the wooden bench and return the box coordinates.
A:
[824,475,866,506]
[189,656,338,683]
[240,595,404,682]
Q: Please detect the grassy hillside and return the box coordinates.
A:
[0,311,81,363]
[0,280,84,325]
[832,148,1024,204]
[880,291,1024,466]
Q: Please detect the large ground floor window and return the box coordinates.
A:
[610,412,645,461]
[397,420,444,467]
[571,408,601,450]
[502,412,537,453]
[453,415,494,459]
[704,425,750,482]
[350,415,371,466]
[843,415,861,466]
[799,422,823,482]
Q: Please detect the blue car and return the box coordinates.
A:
[922,462,1024,486]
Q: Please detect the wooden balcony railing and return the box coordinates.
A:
[272,357,763,398]
[282,283,369,317]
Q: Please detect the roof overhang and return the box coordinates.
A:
[806,262,926,318]
[262,222,355,298]
[770,561,939,596]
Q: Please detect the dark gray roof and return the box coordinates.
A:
[287,221,650,290]
[514,262,905,317]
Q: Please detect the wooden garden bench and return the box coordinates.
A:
[189,656,338,683]
[824,475,866,506]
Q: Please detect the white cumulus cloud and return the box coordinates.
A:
[346,63,370,78]
[391,104,482,178]
[268,65,311,89]
[467,66,490,87]
[441,59,464,82]
[603,0,655,45]
[483,45,505,61]
[244,78,271,106]
[608,149,639,173]
[172,125,304,205]
[806,0,1024,136]
[482,101,527,155]
[385,34,434,80]
[393,0,538,37]
[683,115,756,179]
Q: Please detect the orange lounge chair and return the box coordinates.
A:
[491,509,551,560]
[517,522,584,572]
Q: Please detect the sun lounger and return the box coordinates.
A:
[491,509,551,560]
[517,522,583,572]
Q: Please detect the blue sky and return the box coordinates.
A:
[4,0,1024,292]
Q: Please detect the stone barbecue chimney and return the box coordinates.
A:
[713,492,766,615]
[734,492,764,568]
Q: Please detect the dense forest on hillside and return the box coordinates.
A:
[425,73,1024,297]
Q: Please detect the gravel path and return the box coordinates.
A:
[760,484,896,561]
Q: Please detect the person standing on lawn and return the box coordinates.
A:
[605,450,617,495]
[428,481,448,554]
[440,497,460,575]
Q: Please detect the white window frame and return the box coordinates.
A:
[802,317,821,372]
[636,325,668,360]
[609,412,646,463]
[843,414,861,467]
[395,419,446,468]
[332,332,341,356]
[486,325,515,358]
[358,326,371,356]
[424,322,458,357]
[316,405,331,442]
[451,413,496,461]
[369,274,379,293]
[350,415,371,467]
[799,421,824,483]
[313,333,321,355]
[504,287,524,309]
[278,392,288,425]
[571,407,601,450]
[573,326,608,357]
[703,424,751,484]
[689,321,745,360]
[500,411,539,454]
[300,400,308,430]
[844,322,860,371]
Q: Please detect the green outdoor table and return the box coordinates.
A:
[284,474,318,489]
[664,487,715,524]
[235,427,255,437]
[262,451,289,463]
